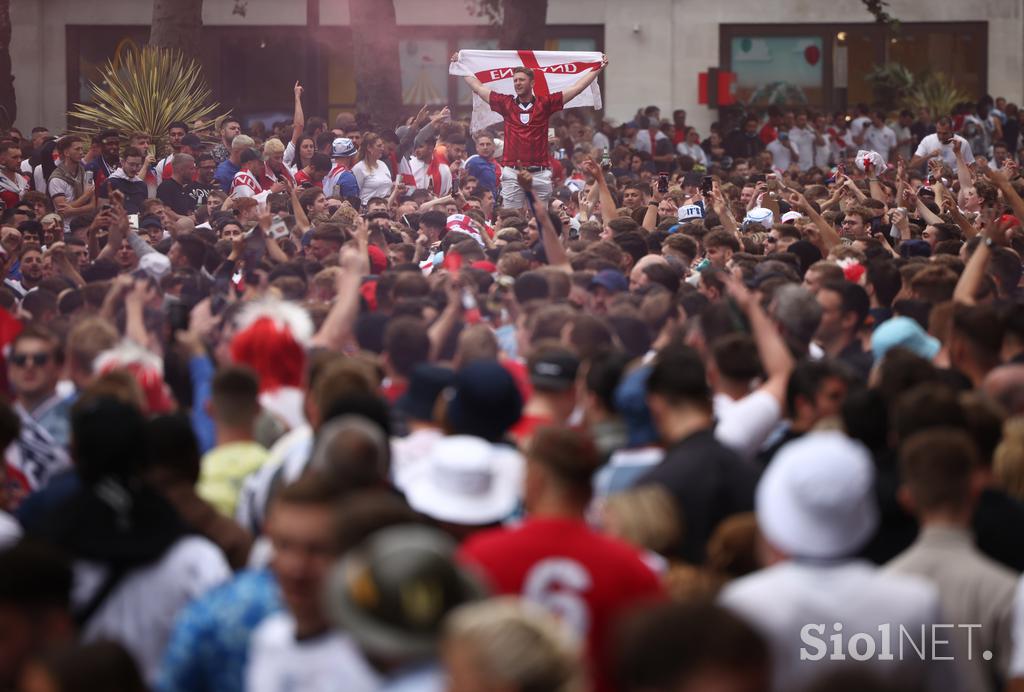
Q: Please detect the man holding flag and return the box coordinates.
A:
[453,50,607,209]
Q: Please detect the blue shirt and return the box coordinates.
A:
[188,356,216,454]
[464,154,498,197]
[214,160,240,193]
[336,170,359,200]
[157,569,282,692]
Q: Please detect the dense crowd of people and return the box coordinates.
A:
[0,51,1022,692]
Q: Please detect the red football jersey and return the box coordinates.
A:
[488,91,564,168]
[459,517,664,692]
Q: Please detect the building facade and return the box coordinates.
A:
[12,0,1024,134]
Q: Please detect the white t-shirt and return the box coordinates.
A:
[849,115,872,142]
[720,560,948,692]
[591,131,610,153]
[895,124,913,160]
[246,612,382,692]
[390,428,444,489]
[814,131,833,169]
[766,139,798,172]
[47,176,74,202]
[634,129,668,155]
[77,536,231,686]
[863,125,897,162]
[713,390,782,461]
[236,424,313,534]
[675,142,708,167]
[915,134,974,171]
[32,164,47,193]
[352,160,393,207]
[788,127,816,171]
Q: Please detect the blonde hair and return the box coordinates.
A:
[995,418,1024,501]
[263,138,285,157]
[356,132,382,168]
[601,485,682,555]
[444,598,583,692]
[231,134,255,151]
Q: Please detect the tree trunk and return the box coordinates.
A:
[349,0,402,131]
[150,0,203,57]
[499,0,548,51]
[0,0,15,130]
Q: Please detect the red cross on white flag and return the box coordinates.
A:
[449,49,604,133]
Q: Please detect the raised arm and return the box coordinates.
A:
[789,188,840,253]
[581,158,616,223]
[453,53,492,102]
[290,81,305,148]
[953,223,991,306]
[520,170,570,273]
[285,177,310,233]
[983,164,1024,224]
[561,55,608,104]
[953,139,973,195]
[310,219,369,351]
[724,273,794,406]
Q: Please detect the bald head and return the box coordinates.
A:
[982,365,1024,415]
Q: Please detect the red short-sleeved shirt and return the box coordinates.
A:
[488,91,564,168]
[460,517,664,692]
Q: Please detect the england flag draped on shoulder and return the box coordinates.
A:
[449,50,604,133]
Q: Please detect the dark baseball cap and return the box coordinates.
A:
[589,269,628,294]
[528,350,580,392]
[139,214,163,230]
[181,134,203,148]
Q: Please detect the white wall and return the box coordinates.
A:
[10,0,1023,134]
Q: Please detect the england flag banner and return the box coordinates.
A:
[450,50,604,133]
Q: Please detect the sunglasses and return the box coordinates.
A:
[11,352,51,368]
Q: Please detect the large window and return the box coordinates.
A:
[720,22,987,113]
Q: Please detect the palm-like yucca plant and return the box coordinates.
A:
[904,73,968,119]
[67,45,229,154]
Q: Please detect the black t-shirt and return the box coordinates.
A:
[637,427,757,563]
[157,178,196,215]
[189,181,213,208]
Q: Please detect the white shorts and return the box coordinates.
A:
[500,166,553,210]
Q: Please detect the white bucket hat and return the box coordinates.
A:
[756,431,878,559]
[400,435,523,526]
[743,206,774,229]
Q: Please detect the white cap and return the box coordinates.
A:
[756,431,878,559]
[676,204,704,222]
[398,435,523,526]
[780,210,803,224]
[138,252,171,281]
[331,137,357,158]
[743,206,774,229]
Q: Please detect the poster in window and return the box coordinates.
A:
[731,37,824,107]
[400,39,448,105]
